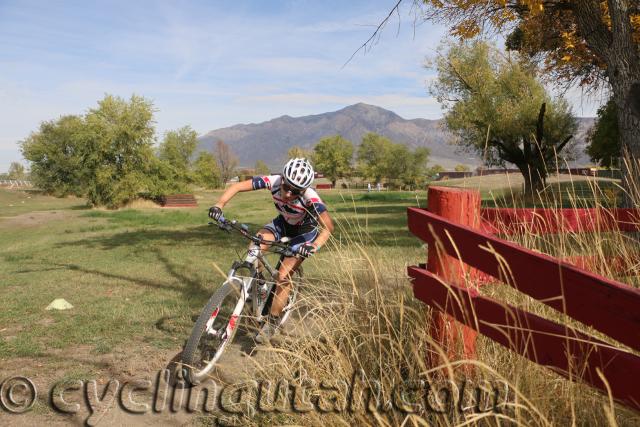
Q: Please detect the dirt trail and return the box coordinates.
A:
[0,312,311,427]
[0,210,78,228]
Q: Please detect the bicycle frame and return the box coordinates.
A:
[221,257,274,323]
[214,218,296,322]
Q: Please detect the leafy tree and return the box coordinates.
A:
[417,0,640,204]
[145,155,189,197]
[428,164,445,179]
[21,94,190,206]
[386,145,431,189]
[193,152,222,189]
[430,40,577,195]
[7,162,26,180]
[454,164,470,172]
[357,132,431,187]
[287,146,311,159]
[82,94,158,207]
[312,135,354,187]
[357,133,393,183]
[215,140,239,183]
[158,126,198,185]
[21,115,89,196]
[587,99,620,168]
[254,160,271,175]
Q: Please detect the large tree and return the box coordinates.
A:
[312,135,354,187]
[416,0,640,204]
[214,140,239,184]
[193,152,222,189]
[21,115,88,196]
[82,94,158,207]
[431,41,577,194]
[386,145,431,190]
[357,133,393,183]
[287,146,312,159]
[158,126,199,185]
[357,132,431,188]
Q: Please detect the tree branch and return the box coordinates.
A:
[556,135,573,154]
[343,0,404,68]
[447,58,475,92]
[489,138,523,164]
[535,102,546,147]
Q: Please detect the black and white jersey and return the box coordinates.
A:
[251,175,327,227]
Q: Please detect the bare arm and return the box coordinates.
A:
[313,210,334,250]
[214,179,254,209]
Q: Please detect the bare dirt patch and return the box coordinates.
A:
[0,210,78,228]
[0,311,315,426]
[122,199,163,210]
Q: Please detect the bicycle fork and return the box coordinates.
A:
[204,274,249,340]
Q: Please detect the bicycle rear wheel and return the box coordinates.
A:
[181,279,245,385]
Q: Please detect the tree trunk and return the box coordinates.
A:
[612,80,640,207]
[574,0,640,207]
[517,163,545,197]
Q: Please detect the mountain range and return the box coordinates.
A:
[197,103,595,170]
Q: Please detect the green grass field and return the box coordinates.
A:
[0,187,426,361]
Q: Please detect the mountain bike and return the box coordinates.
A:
[181,216,302,385]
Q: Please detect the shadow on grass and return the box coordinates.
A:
[49,245,213,303]
[55,223,250,250]
[69,204,92,210]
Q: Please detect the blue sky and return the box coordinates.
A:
[0,0,605,172]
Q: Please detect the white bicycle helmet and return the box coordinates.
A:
[282,158,314,190]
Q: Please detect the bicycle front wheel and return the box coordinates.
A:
[181,279,245,385]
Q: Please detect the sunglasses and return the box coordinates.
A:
[282,182,303,195]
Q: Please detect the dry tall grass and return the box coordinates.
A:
[225,166,640,426]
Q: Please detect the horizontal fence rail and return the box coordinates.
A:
[407,266,640,411]
[407,207,640,353]
[481,208,640,235]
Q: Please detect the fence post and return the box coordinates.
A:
[426,186,481,369]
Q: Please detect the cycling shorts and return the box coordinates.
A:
[263,215,318,253]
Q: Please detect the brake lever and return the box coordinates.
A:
[215,220,231,232]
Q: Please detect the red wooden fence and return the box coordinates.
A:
[480,207,640,277]
[407,186,640,411]
[481,207,640,235]
[316,183,333,190]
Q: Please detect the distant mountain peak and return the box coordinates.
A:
[342,102,377,110]
[198,103,594,169]
[338,103,403,122]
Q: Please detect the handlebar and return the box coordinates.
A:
[209,218,297,258]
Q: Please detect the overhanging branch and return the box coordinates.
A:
[343,0,404,68]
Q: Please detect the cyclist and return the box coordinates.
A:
[208,158,334,343]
